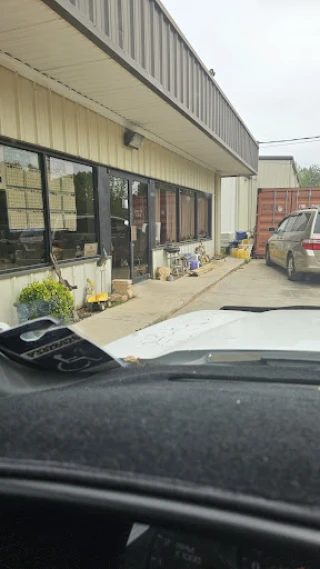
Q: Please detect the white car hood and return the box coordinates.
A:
[104,309,320,360]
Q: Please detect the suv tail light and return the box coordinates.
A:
[302,239,320,250]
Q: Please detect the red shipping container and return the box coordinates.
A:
[254,188,320,258]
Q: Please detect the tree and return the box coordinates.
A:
[298,164,320,187]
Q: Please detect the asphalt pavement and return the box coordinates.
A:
[172,259,320,316]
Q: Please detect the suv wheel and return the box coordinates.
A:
[287,253,299,281]
[265,247,272,266]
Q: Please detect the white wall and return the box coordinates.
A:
[221,178,237,236]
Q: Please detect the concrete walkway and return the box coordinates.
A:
[73,257,244,345]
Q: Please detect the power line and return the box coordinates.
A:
[259,135,320,145]
[260,139,320,148]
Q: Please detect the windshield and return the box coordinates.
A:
[1,0,320,367]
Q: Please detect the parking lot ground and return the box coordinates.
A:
[172,259,320,317]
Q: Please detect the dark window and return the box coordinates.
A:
[47,157,97,261]
[292,211,311,232]
[0,144,46,270]
[197,193,210,238]
[110,176,130,279]
[313,213,320,234]
[179,189,196,241]
[284,215,298,232]
[154,183,177,244]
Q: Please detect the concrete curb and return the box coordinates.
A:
[147,259,246,327]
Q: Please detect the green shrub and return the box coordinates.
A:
[17,277,74,323]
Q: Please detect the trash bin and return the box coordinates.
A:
[236,231,247,241]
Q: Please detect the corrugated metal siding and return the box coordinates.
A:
[50,0,258,171]
[258,160,300,189]
[0,65,215,193]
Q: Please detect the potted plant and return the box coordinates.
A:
[16,277,74,323]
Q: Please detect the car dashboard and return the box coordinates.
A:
[0,506,318,569]
[1,350,320,569]
[122,524,318,569]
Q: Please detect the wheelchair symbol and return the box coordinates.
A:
[53,353,103,372]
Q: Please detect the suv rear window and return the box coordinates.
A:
[284,215,298,232]
[292,211,312,232]
[314,212,320,233]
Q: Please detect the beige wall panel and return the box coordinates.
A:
[34,84,51,148]
[0,67,19,140]
[0,66,215,193]
[88,110,100,162]
[50,91,65,152]
[77,105,90,160]
[19,76,37,144]
[63,98,79,157]
[97,114,109,164]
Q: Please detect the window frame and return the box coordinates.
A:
[47,155,98,263]
[0,138,100,276]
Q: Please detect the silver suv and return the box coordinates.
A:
[266,208,320,280]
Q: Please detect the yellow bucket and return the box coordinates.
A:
[241,238,250,245]
[239,248,250,259]
[231,248,238,257]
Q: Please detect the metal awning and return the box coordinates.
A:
[0,0,258,176]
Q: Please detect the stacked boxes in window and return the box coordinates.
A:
[62,191,77,232]
[26,190,42,209]
[61,175,74,192]
[6,166,24,187]
[24,169,42,189]
[64,212,77,231]
[51,212,64,230]
[49,192,62,211]
[49,177,61,192]
[29,210,44,229]
[8,210,28,230]
[6,188,26,209]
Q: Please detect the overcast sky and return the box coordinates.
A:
[163,0,320,168]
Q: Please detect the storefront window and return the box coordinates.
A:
[179,189,196,241]
[198,193,210,238]
[0,144,45,269]
[47,157,97,261]
[154,183,177,244]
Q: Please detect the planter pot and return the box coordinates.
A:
[15,300,51,323]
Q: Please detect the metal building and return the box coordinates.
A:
[221,156,300,241]
[0,0,258,325]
